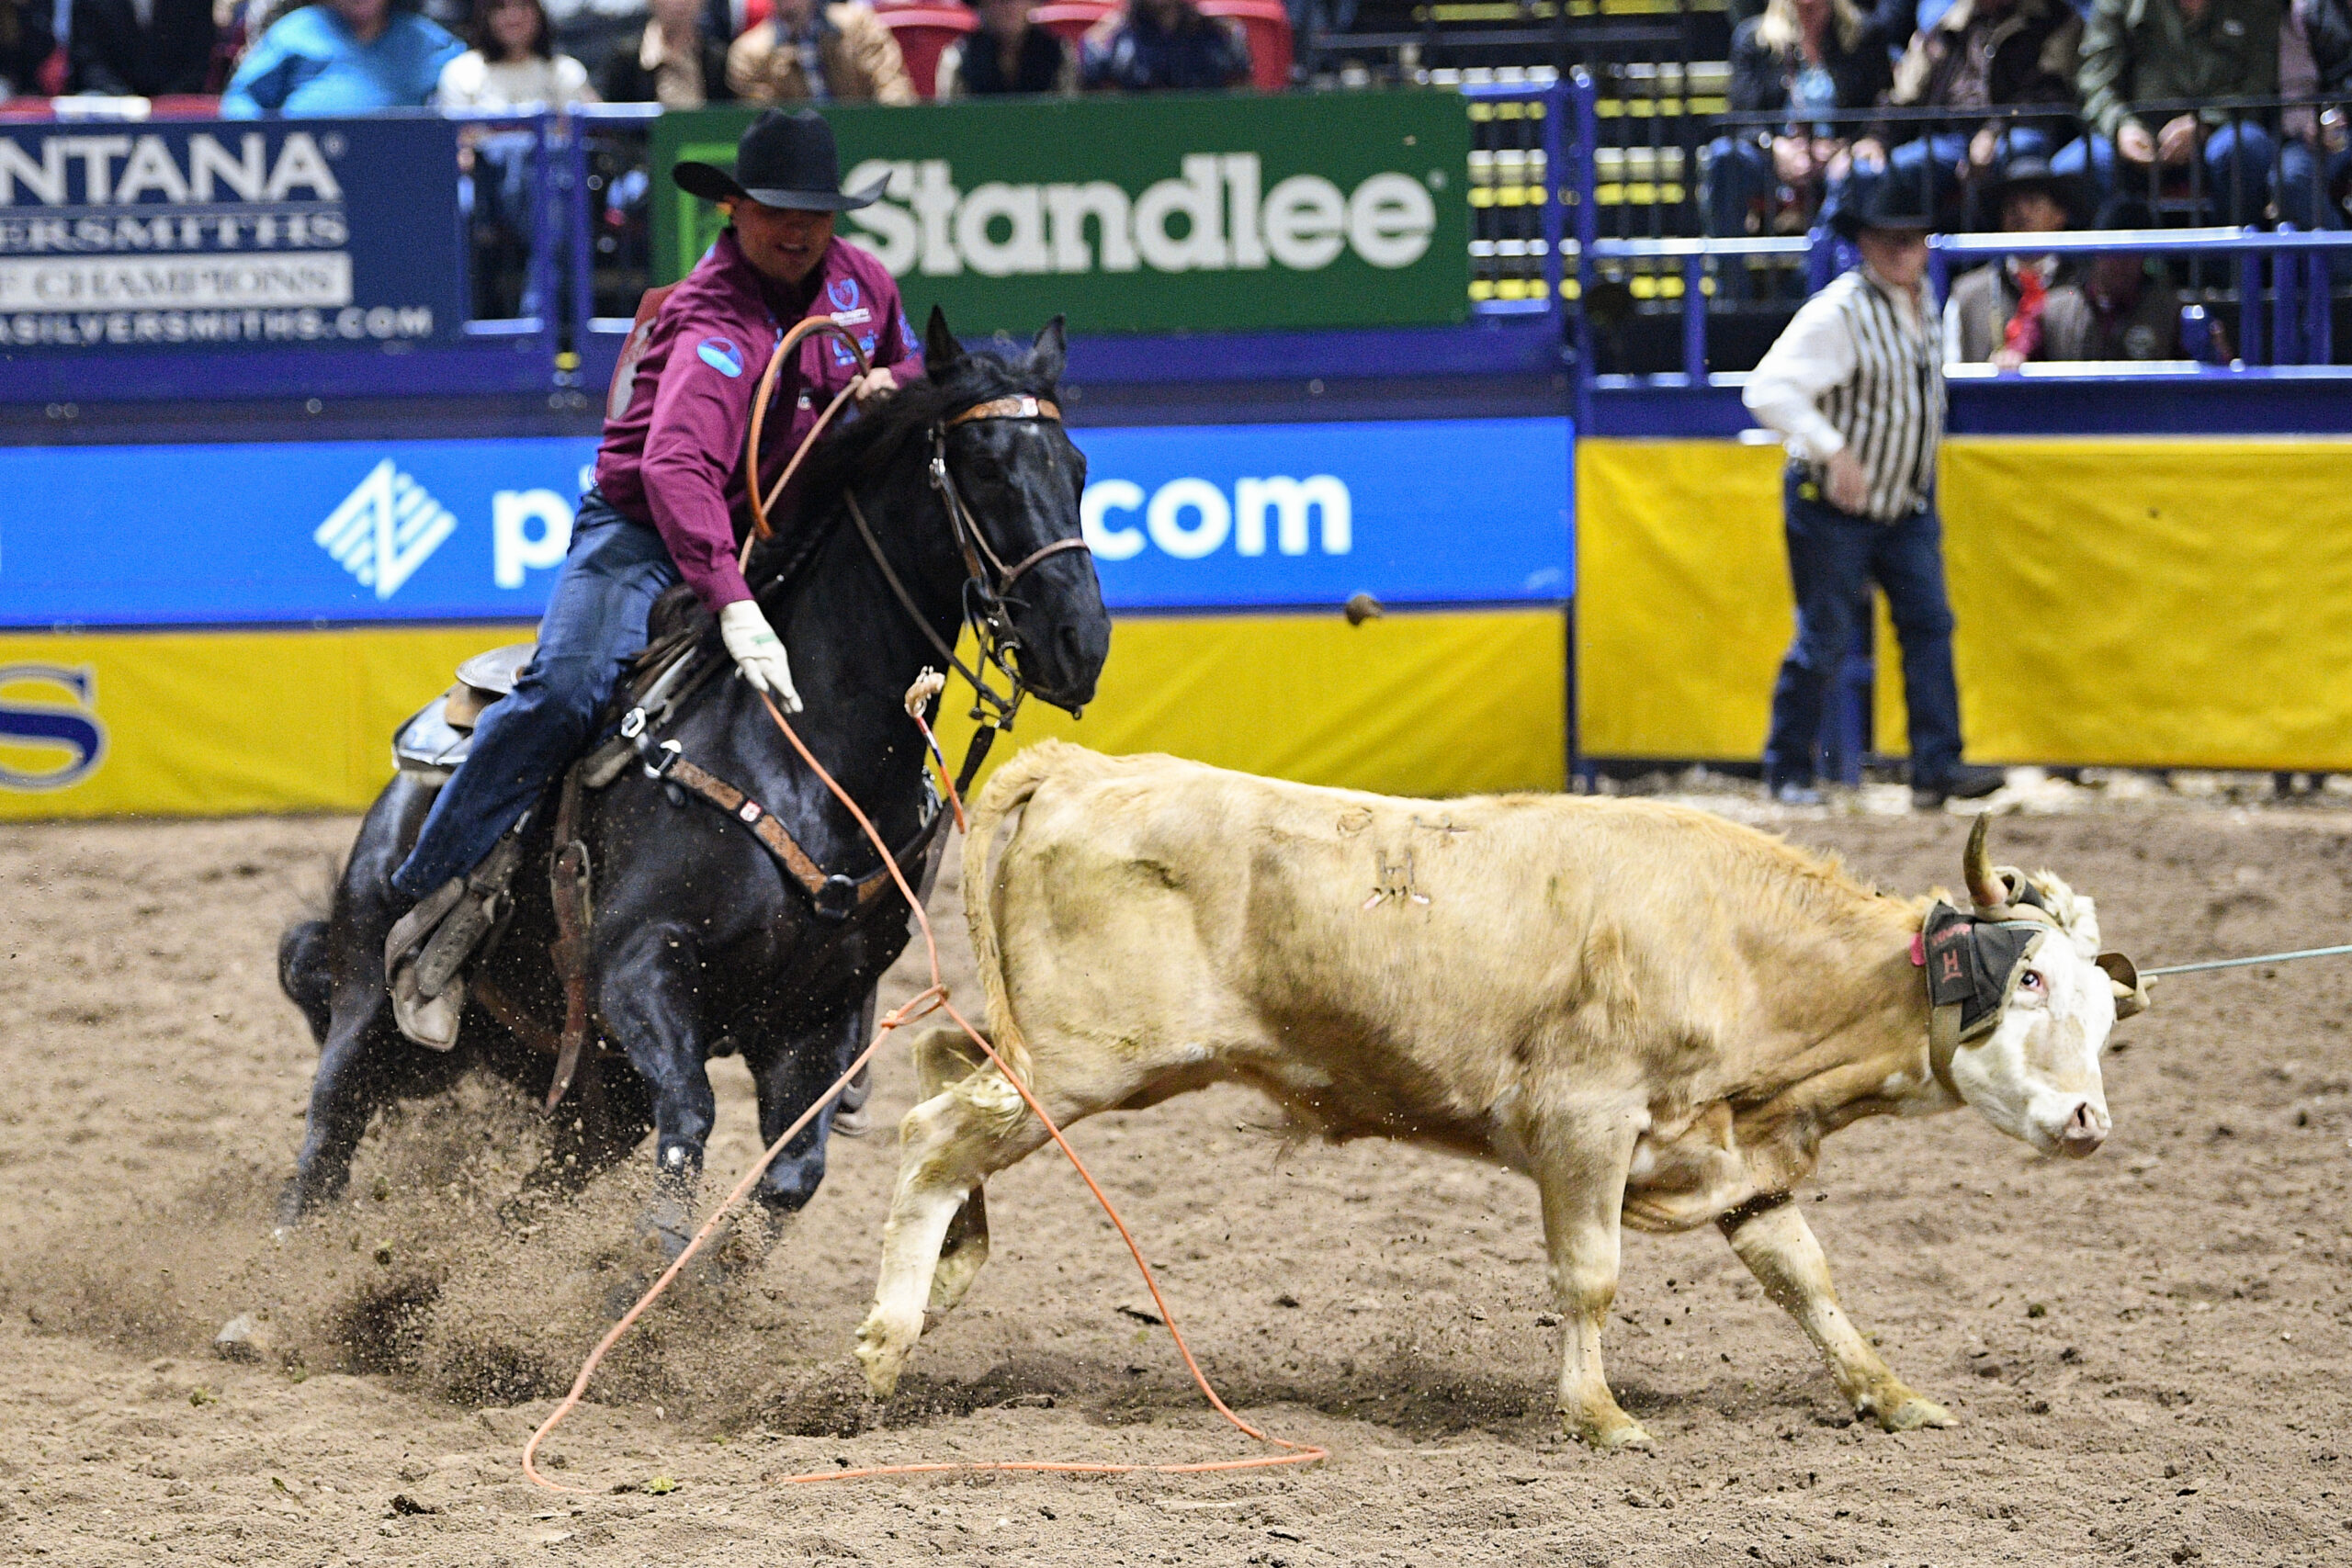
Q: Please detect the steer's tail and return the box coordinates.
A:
[961,739,1099,1102]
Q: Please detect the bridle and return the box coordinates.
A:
[741,320,1093,731]
[862,392,1092,727]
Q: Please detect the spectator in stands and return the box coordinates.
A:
[938,0,1075,96]
[726,0,915,104]
[1743,170,2006,810]
[1,0,59,96]
[598,0,729,102]
[2059,0,2279,227]
[2279,0,2352,237]
[1853,0,2081,226]
[2076,192,2187,356]
[437,0,594,102]
[1705,0,1895,265]
[222,0,463,113]
[540,0,643,73]
[1080,0,1250,92]
[69,0,219,96]
[1944,154,2088,366]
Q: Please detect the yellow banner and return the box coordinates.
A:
[1579,436,2352,772]
[0,608,1565,821]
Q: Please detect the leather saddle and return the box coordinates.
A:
[393,584,712,781]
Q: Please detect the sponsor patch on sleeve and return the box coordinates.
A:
[696,336,744,378]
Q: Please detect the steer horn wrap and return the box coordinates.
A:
[2096,951,2151,1019]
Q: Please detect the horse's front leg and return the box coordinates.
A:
[597,919,721,1258]
[745,1001,868,1220]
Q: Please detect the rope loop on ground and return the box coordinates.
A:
[523,682,1326,1494]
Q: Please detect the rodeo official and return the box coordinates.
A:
[382,109,923,1049]
[1742,169,2006,812]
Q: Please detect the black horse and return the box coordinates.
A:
[276,312,1109,1240]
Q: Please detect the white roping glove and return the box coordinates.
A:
[718,600,803,714]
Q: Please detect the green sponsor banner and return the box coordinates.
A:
[649,92,1470,335]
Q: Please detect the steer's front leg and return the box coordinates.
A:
[1718,1197,1953,1432]
[1533,1105,1649,1449]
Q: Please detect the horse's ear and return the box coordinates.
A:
[923,305,964,372]
[1031,314,1067,385]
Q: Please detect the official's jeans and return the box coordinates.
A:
[390,492,680,900]
[1763,471,1963,787]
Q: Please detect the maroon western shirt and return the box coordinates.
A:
[595,228,922,611]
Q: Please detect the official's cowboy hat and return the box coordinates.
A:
[1980,153,2087,224]
[1826,165,1938,239]
[673,109,886,213]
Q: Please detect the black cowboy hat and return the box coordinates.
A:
[1981,153,2087,225]
[1826,165,1938,240]
[673,108,887,213]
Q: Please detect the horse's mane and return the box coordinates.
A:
[806,341,1058,502]
[742,338,1059,592]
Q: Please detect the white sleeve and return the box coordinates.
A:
[556,53,596,105]
[1741,288,1858,464]
[435,51,486,107]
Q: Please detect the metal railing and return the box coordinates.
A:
[1564,73,2352,384]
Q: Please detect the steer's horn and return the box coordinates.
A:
[1963,816,2007,909]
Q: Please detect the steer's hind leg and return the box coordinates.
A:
[1719,1197,1953,1432]
[910,1026,996,1318]
[855,1060,1057,1399]
[1533,1104,1650,1449]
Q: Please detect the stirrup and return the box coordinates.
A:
[390,961,468,1052]
[383,827,528,1051]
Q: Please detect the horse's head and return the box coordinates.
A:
[922,309,1110,714]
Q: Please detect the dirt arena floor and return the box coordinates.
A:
[3,783,2349,1567]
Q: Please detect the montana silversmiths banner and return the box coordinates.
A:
[650,93,1470,334]
[0,117,467,352]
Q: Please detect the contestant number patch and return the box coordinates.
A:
[697,337,744,377]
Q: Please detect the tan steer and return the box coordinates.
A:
[855,743,2146,1447]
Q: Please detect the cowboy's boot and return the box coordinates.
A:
[384,828,527,1050]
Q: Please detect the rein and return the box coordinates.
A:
[630,328,1091,922]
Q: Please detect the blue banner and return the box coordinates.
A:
[1072,418,1570,607]
[0,417,1570,627]
[0,118,466,352]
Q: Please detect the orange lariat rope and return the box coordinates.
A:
[523,682,1327,1493]
[739,316,874,573]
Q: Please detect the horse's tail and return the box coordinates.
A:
[960,739,1100,1105]
[278,915,334,1046]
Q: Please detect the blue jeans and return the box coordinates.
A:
[391,492,679,900]
[1884,127,2053,224]
[2052,122,2278,228]
[1763,470,1964,787]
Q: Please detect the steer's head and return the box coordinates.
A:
[1938,818,2147,1159]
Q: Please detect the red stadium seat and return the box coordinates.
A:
[1030,0,1115,50]
[877,5,980,98]
[1196,0,1290,90]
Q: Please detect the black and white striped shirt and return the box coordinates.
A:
[1742,268,1945,522]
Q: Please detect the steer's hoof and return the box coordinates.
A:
[1562,1407,1653,1450]
[853,1310,918,1400]
[1864,1391,1955,1432]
